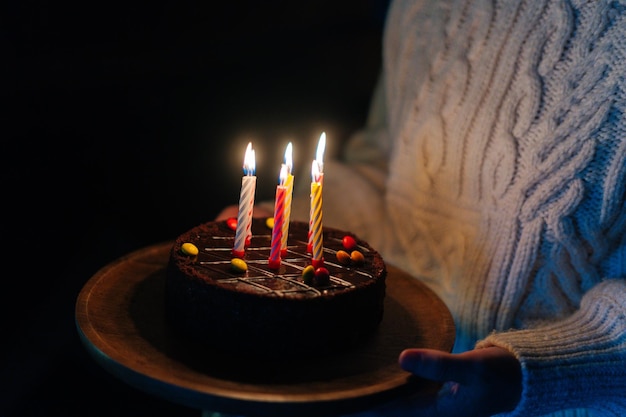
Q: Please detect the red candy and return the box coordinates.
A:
[342,235,357,251]
[314,267,330,286]
[226,217,238,231]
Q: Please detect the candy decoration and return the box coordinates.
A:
[180,242,198,256]
[226,217,238,231]
[342,235,357,251]
[314,267,330,286]
[350,250,365,264]
[230,258,248,273]
[265,217,274,229]
[336,250,351,265]
[302,265,315,284]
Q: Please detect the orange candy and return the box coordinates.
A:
[350,250,365,264]
[336,250,351,265]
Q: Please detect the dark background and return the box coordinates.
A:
[2,1,387,416]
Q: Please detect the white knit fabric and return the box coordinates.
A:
[275,0,626,415]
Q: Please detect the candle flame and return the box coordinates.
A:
[243,142,255,176]
[284,142,293,174]
[311,159,322,183]
[279,163,288,186]
[316,132,326,173]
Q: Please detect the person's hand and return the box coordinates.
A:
[215,204,273,221]
[350,346,522,417]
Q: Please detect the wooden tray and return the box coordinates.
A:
[75,241,455,416]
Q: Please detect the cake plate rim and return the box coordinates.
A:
[75,240,455,417]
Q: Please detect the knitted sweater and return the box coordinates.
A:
[269,0,626,415]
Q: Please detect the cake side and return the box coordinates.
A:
[165,219,387,358]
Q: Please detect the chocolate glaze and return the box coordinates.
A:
[165,219,386,358]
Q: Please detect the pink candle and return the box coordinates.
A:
[309,160,324,268]
[280,142,294,256]
[233,143,256,257]
[269,165,288,269]
[308,133,326,253]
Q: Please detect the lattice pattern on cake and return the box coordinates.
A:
[192,231,378,299]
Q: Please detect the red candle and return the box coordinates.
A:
[269,165,288,269]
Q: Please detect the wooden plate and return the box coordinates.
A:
[75,241,454,416]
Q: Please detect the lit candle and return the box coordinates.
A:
[309,160,324,268]
[308,133,326,253]
[232,142,256,257]
[280,142,294,256]
[269,164,288,269]
[316,132,326,177]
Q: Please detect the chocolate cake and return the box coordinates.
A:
[165,218,387,358]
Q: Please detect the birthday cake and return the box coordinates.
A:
[165,218,387,358]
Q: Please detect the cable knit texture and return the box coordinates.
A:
[280,0,626,416]
[478,280,626,416]
[382,0,626,349]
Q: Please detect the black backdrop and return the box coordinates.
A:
[2,1,387,416]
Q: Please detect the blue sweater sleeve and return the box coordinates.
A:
[478,279,626,416]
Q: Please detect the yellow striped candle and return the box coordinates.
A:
[280,142,294,256]
[269,165,288,269]
[308,133,326,253]
[232,142,256,257]
[309,160,324,268]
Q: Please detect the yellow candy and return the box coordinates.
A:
[336,250,351,265]
[230,258,248,273]
[180,242,199,256]
[350,250,365,264]
[265,217,275,229]
[302,265,315,284]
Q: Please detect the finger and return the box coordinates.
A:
[398,348,473,384]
